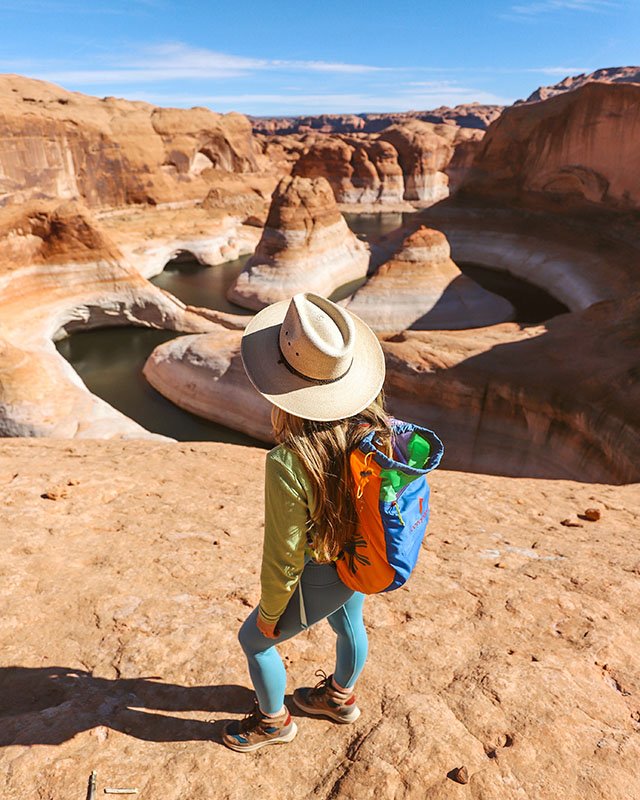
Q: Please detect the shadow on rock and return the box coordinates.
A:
[0,666,254,746]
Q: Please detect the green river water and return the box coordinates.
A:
[56,213,567,442]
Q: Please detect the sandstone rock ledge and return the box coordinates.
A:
[142,329,272,442]
[142,284,640,483]
[0,439,638,800]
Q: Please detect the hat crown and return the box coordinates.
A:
[279,293,355,382]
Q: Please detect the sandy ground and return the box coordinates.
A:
[1,439,639,799]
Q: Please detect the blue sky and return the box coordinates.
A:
[0,0,637,115]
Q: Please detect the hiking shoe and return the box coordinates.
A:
[293,670,361,724]
[222,701,298,752]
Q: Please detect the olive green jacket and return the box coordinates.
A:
[258,444,317,624]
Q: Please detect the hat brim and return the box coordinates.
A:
[240,299,386,422]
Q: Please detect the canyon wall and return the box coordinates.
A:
[289,121,473,206]
[250,103,504,135]
[384,291,640,484]
[0,74,484,220]
[0,74,262,210]
[1,71,639,487]
[459,82,640,212]
[520,65,640,104]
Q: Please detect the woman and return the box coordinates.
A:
[222,291,392,752]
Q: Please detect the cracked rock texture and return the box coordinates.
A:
[1,439,638,800]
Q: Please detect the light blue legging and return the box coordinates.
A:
[238,562,368,714]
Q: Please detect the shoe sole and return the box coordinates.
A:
[292,695,361,724]
[223,722,298,752]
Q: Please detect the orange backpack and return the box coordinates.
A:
[336,419,444,593]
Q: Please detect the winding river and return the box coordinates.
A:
[56,213,567,441]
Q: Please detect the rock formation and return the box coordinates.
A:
[414,204,640,312]
[145,280,640,484]
[459,82,640,212]
[0,75,271,438]
[102,202,261,279]
[227,175,369,310]
[0,201,252,437]
[143,329,271,442]
[2,438,639,799]
[2,69,639,491]
[378,121,455,203]
[520,65,640,104]
[259,122,482,208]
[346,226,514,331]
[383,290,640,485]
[288,122,466,207]
[250,103,504,135]
[0,74,262,209]
[292,137,405,205]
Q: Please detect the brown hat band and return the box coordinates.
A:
[277,340,353,386]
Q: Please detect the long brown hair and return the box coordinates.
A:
[271,392,393,562]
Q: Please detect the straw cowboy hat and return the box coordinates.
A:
[240,292,386,421]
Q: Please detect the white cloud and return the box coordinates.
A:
[34,42,388,86]
[507,0,619,17]
[133,88,512,114]
[526,66,594,74]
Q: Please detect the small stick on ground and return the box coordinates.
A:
[87,771,97,800]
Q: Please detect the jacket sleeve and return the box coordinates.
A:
[258,451,310,623]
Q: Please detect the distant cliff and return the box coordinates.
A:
[0,74,260,209]
[250,103,504,135]
[458,82,640,212]
[519,65,640,104]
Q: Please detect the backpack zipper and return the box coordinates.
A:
[392,501,405,526]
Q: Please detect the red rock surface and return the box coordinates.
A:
[293,136,404,204]
[459,82,640,212]
[1,438,638,800]
[227,175,368,309]
[346,225,514,331]
[521,66,640,104]
[250,103,504,135]
[0,74,260,209]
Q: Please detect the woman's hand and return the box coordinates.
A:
[256,613,279,639]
